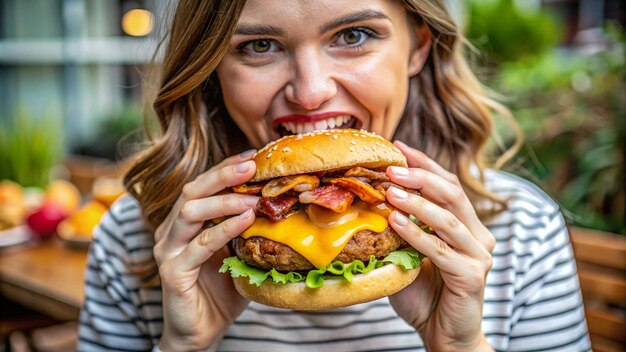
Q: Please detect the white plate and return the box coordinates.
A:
[0,225,31,247]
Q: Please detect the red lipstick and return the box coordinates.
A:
[272,112,353,130]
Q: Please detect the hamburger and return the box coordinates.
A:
[220,128,423,310]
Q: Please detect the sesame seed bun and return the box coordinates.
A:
[251,129,407,182]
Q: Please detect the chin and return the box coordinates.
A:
[221,128,423,310]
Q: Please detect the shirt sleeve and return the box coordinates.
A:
[77,206,155,352]
[507,211,591,352]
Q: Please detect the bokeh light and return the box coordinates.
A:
[121,9,153,37]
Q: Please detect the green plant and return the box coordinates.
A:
[467,0,561,66]
[490,27,626,234]
[0,109,63,188]
[74,104,152,160]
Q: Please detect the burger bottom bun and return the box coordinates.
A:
[233,264,421,310]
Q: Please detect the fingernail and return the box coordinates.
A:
[235,160,253,174]
[239,149,257,159]
[389,186,408,199]
[243,197,259,207]
[239,208,254,219]
[394,140,408,148]
[389,166,409,176]
[394,211,409,226]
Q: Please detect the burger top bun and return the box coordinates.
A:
[251,129,408,182]
[233,262,421,310]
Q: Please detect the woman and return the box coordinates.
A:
[78,1,591,351]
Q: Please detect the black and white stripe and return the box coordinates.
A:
[77,170,591,351]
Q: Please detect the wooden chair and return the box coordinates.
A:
[571,227,626,352]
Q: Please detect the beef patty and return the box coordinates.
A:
[232,227,407,271]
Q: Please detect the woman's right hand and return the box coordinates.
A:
[153,150,258,351]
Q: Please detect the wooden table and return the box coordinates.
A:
[0,238,88,321]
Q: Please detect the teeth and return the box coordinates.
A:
[303,123,315,133]
[280,115,353,134]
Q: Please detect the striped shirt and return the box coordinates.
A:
[77,170,591,351]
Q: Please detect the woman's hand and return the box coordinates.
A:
[385,141,495,352]
[153,150,259,351]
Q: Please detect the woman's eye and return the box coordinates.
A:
[251,39,272,53]
[239,39,276,55]
[335,28,376,47]
[341,30,365,45]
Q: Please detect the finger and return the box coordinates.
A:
[386,186,484,257]
[387,166,477,228]
[156,157,256,252]
[166,194,258,247]
[388,210,462,274]
[393,140,457,184]
[180,194,259,223]
[386,165,494,251]
[176,208,256,272]
[183,159,256,200]
[207,149,256,173]
[156,151,257,243]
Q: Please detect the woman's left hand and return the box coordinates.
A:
[385,141,495,352]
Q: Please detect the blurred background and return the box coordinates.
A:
[0,0,624,351]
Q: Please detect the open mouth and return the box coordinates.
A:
[276,115,358,137]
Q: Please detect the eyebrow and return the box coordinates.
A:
[234,10,390,37]
[234,24,285,36]
[319,10,390,34]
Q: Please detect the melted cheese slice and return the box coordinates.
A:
[242,202,388,269]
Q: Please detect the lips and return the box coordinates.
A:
[273,114,359,137]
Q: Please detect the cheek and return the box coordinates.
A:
[219,67,266,119]
[217,64,284,147]
[345,57,409,137]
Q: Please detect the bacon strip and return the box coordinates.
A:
[330,177,385,205]
[344,166,390,181]
[298,185,355,213]
[262,175,320,197]
[256,192,299,221]
[232,183,265,195]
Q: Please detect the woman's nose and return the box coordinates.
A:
[284,51,337,110]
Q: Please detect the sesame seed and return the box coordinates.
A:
[350,140,357,145]
[360,134,367,138]
[364,146,369,151]
[267,152,272,158]
[332,135,338,139]
[282,147,291,153]
[353,133,359,137]
[349,147,355,152]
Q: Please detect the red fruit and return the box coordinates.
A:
[26,202,68,238]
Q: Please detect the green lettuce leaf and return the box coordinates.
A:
[220,248,423,289]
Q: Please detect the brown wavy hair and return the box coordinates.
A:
[125,0,522,233]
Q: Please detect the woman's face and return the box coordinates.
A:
[217,0,429,148]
